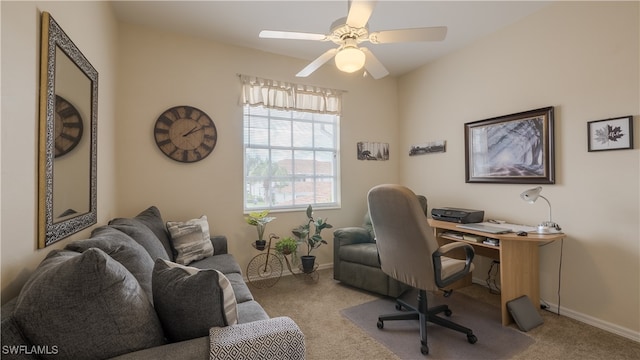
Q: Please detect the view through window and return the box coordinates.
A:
[243,105,339,211]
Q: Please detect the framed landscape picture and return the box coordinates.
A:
[587,116,633,151]
[464,107,555,184]
[357,141,389,160]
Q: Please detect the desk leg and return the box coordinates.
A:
[499,240,540,326]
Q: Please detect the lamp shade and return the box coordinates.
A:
[519,186,562,234]
[520,186,542,204]
[334,47,365,73]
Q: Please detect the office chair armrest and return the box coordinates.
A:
[432,242,475,288]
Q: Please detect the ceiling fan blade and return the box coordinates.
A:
[361,48,389,79]
[369,26,447,44]
[296,48,339,77]
[259,30,327,41]
[346,0,377,28]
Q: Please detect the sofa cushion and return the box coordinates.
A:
[224,272,254,303]
[13,249,165,360]
[1,300,38,360]
[166,215,214,265]
[127,206,174,261]
[109,218,170,261]
[190,253,242,275]
[152,259,238,343]
[65,225,155,302]
[235,300,270,324]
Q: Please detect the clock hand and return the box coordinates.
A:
[182,126,203,137]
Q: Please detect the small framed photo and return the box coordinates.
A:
[357,141,389,160]
[409,140,446,156]
[464,107,555,184]
[587,116,634,152]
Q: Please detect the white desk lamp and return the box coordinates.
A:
[520,186,562,234]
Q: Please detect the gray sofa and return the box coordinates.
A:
[1,206,304,360]
[333,196,428,298]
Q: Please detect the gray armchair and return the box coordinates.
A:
[332,195,427,298]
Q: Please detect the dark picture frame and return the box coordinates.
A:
[465,107,555,184]
[587,116,633,152]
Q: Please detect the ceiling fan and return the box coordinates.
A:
[259,0,447,79]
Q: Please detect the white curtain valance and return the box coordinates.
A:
[239,75,343,115]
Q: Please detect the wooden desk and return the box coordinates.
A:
[427,219,565,326]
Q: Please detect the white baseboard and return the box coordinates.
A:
[471,277,640,343]
[540,300,640,343]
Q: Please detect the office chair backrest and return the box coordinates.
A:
[368,184,438,291]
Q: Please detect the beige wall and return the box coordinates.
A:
[1,0,638,342]
[399,2,639,338]
[1,1,119,302]
[114,22,400,276]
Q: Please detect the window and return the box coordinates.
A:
[243,105,340,211]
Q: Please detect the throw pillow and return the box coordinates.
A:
[130,206,175,261]
[13,249,165,360]
[109,217,171,261]
[166,215,214,265]
[153,259,238,343]
[65,225,155,302]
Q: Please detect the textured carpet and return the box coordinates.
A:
[253,269,640,360]
[341,290,534,359]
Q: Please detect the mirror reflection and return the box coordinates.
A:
[39,12,98,248]
[53,46,91,221]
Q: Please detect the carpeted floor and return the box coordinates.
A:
[251,269,640,360]
[341,291,533,359]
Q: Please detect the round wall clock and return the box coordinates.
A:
[54,95,83,158]
[153,105,218,163]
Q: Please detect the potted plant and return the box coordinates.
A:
[292,205,333,273]
[245,210,276,250]
[275,236,298,256]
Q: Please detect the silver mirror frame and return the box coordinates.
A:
[39,12,98,248]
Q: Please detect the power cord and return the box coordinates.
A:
[556,238,563,316]
[539,238,563,316]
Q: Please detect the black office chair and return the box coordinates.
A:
[367,184,477,355]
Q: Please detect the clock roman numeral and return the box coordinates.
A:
[158,115,173,127]
[154,128,169,135]
[60,133,78,141]
[156,139,172,147]
[184,107,194,119]
[58,106,77,118]
[64,121,82,128]
[170,108,182,121]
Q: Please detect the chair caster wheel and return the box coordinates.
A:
[467,334,478,344]
[444,309,452,317]
[420,344,429,355]
[377,320,384,329]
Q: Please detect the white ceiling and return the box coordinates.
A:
[112,1,552,78]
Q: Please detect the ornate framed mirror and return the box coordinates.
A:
[38,12,98,248]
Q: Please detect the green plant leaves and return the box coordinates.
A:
[293,205,332,256]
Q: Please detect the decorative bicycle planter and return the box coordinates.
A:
[246,234,318,288]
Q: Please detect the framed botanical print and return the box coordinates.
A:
[587,116,633,152]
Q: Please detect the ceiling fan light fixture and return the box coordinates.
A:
[334,46,365,73]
